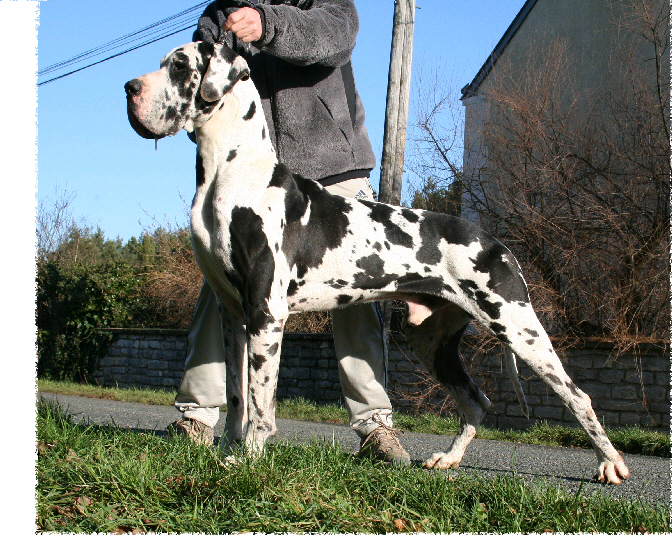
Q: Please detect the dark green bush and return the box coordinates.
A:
[36,260,152,381]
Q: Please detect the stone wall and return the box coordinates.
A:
[94,329,670,430]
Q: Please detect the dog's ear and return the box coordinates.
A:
[200,43,250,102]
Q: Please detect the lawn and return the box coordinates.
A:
[37,400,668,532]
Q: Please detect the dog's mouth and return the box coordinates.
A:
[126,102,164,140]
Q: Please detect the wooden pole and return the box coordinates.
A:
[378,0,416,206]
[378,0,415,336]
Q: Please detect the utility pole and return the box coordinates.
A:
[378,0,416,206]
[378,0,416,336]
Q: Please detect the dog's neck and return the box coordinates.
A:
[194,79,277,204]
[190,78,278,252]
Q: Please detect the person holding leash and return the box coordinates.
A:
[170,0,410,466]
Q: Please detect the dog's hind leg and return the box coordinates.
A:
[502,313,630,484]
[403,302,491,470]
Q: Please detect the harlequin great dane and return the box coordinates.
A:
[125,41,630,484]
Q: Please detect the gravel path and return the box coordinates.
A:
[38,392,669,506]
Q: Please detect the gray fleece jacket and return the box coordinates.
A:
[194,0,376,182]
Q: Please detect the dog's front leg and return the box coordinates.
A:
[222,313,248,451]
[244,322,285,456]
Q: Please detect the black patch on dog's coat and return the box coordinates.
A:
[470,244,530,304]
[270,164,352,279]
[415,212,477,265]
[458,279,502,319]
[227,149,237,162]
[401,208,420,223]
[243,101,256,120]
[287,280,299,296]
[196,152,206,187]
[545,373,562,385]
[396,274,454,296]
[229,207,276,336]
[352,254,396,289]
[337,294,353,305]
[431,325,483,410]
[251,353,266,372]
[360,200,413,248]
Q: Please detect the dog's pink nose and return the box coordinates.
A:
[124,79,143,97]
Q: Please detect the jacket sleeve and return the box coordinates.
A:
[253,0,359,67]
[194,0,359,68]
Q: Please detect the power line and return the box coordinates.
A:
[38,1,210,87]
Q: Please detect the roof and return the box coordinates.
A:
[460,0,539,99]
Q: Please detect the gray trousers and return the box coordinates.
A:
[175,177,393,438]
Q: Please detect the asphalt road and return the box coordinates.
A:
[38,392,670,507]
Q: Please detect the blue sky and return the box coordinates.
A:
[34,0,526,243]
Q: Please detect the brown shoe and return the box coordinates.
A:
[357,415,411,466]
[168,417,214,447]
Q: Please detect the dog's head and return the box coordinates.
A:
[125,41,250,139]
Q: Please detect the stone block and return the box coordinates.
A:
[506,404,529,417]
[598,399,645,412]
[595,411,619,426]
[533,406,564,420]
[570,356,594,370]
[590,355,611,369]
[599,369,624,383]
[612,385,638,400]
[639,356,669,372]
[640,414,661,427]
[529,381,550,396]
[613,357,637,370]
[489,402,506,414]
[311,370,329,381]
[624,371,653,385]
[655,372,670,386]
[295,368,310,380]
[575,369,598,382]
[620,412,642,426]
[642,386,668,402]
[648,402,671,414]
[582,384,612,398]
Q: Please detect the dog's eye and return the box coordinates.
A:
[173,61,189,71]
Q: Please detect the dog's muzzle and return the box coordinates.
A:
[125,78,160,140]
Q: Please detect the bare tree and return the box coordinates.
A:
[36,186,79,264]
[413,0,670,348]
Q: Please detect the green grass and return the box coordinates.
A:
[37,400,668,533]
[38,379,670,457]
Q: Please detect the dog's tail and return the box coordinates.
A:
[505,347,529,418]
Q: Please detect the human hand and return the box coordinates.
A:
[223,7,263,43]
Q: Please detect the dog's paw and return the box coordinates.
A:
[422,451,462,470]
[594,454,630,485]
